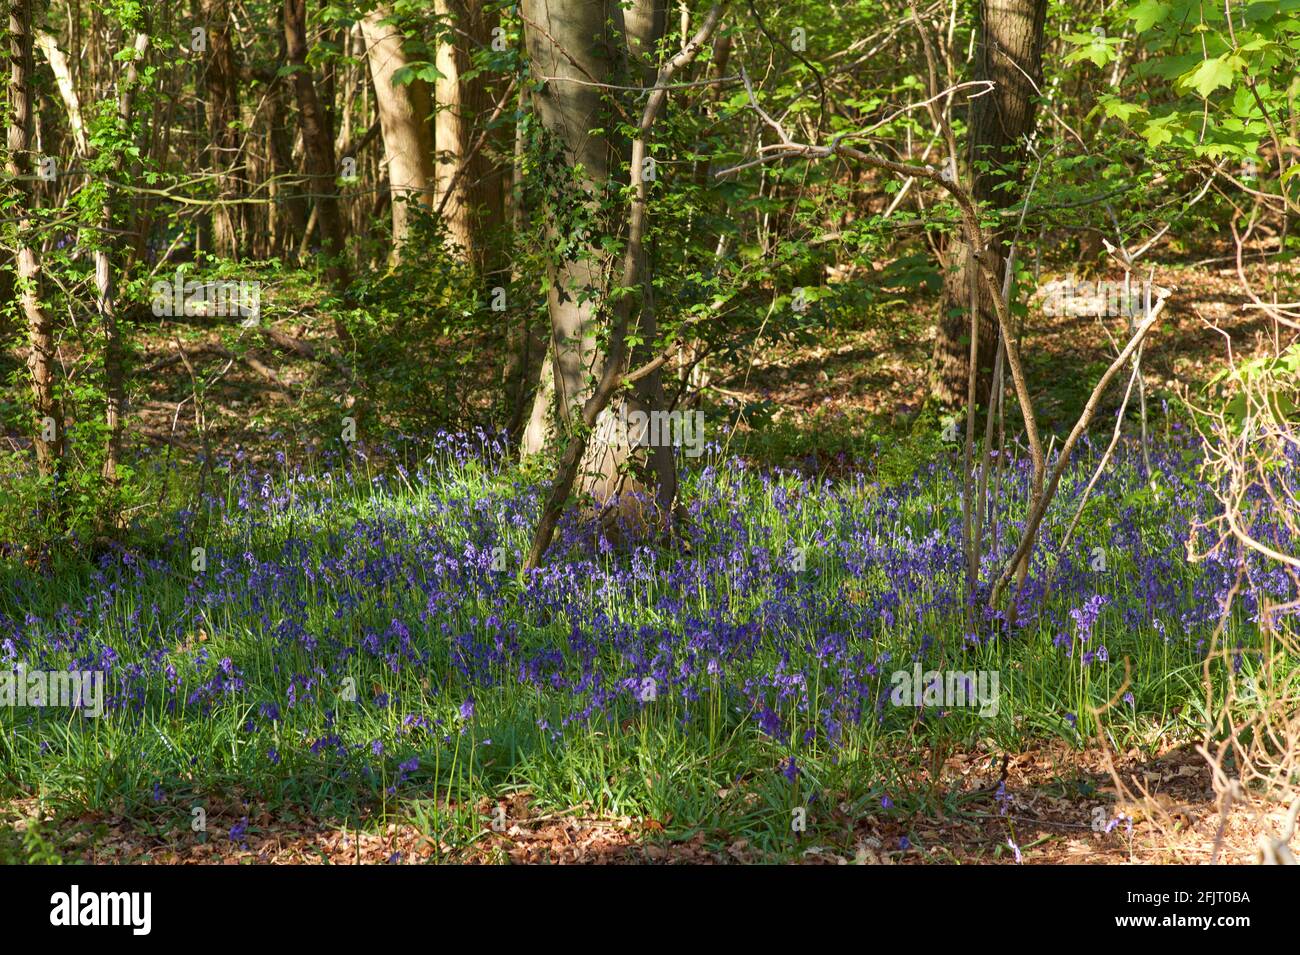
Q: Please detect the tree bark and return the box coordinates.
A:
[434,0,507,277]
[361,4,436,262]
[930,0,1046,409]
[202,0,245,260]
[7,0,63,488]
[284,0,353,343]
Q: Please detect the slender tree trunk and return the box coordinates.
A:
[360,4,436,262]
[93,30,149,489]
[284,0,353,344]
[7,0,63,489]
[519,0,622,458]
[267,68,309,260]
[434,0,506,276]
[521,0,679,530]
[605,0,676,515]
[202,0,244,259]
[930,0,1046,409]
[521,4,722,569]
[503,88,538,444]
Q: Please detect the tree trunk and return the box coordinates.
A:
[504,89,541,445]
[202,0,244,260]
[520,3,721,570]
[611,0,675,515]
[284,0,353,343]
[930,0,1046,409]
[93,31,149,489]
[520,0,676,520]
[7,0,63,488]
[520,0,623,454]
[434,0,507,277]
[267,68,309,260]
[520,349,554,457]
[360,4,436,262]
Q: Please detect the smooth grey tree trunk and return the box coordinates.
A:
[520,0,676,521]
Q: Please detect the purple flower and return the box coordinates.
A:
[994,780,1010,816]
[757,706,783,739]
[1069,594,1109,643]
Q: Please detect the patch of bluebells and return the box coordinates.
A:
[1,429,1295,793]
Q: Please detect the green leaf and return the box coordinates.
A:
[1141,113,1181,147]
[1099,94,1147,123]
[1126,0,1171,32]
[1182,55,1238,99]
[1063,33,1120,68]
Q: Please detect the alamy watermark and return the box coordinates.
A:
[596,405,706,458]
[50,885,151,935]
[151,269,261,323]
[890,664,1000,717]
[1039,276,1156,319]
[1,665,105,718]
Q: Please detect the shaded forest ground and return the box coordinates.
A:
[4,740,1297,864]
[121,256,1279,466]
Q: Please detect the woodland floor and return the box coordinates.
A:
[5,251,1296,865]
[124,256,1284,458]
[4,742,1292,864]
